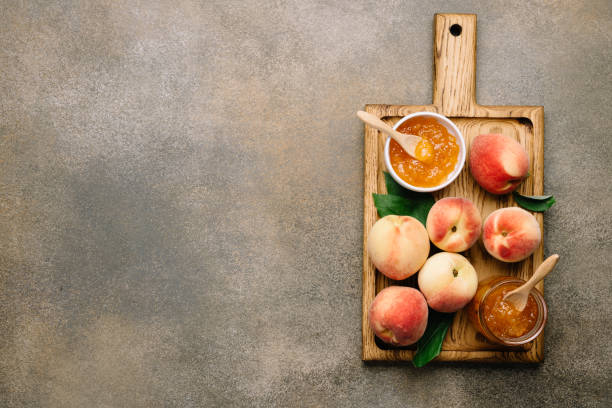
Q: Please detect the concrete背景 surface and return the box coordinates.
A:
[1,1,610,406]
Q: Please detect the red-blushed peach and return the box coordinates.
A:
[482,207,541,262]
[469,134,529,194]
[367,215,430,280]
[368,286,428,346]
[418,252,478,313]
[426,197,482,252]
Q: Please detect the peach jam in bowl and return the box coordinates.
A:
[384,112,465,193]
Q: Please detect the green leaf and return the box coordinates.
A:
[371,173,435,225]
[372,194,432,225]
[412,311,454,368]
[383,172,410,197]
[384,172,435,204]
[513,192,556,212]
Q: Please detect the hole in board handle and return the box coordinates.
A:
[450,24,462,36]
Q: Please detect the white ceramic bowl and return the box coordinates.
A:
[384,112,466,193]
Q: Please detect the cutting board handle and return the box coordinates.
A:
[433,14,478,116]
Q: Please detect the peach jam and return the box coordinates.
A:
[482,283,538,339]
[468,277,547,346]
[389,117,459,188]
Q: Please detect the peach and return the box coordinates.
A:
[482,207,541,262]
[469,133,529,194]
[418,252,478,313]
[426,197,482,252]
[367,215,430,280]
[368,286,428,346]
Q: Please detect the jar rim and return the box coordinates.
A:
[477,278,548,346]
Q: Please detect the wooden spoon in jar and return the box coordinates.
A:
[503,254,560,311]
[357,111,434,163]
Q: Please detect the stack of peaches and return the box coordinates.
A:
[368,134,541,346]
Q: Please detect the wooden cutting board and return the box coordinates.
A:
[362,14,545,363]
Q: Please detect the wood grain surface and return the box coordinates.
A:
[362,14,545,363]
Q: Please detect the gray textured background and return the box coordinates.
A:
[1,0,611,407]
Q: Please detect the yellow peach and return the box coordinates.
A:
[426,197,482,252]
[368,286,428,346]
[469,134,529,195]
[367,215,430,280]
[482,207,541,262]
[418,252,478,313]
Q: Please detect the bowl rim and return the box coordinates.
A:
[383,111,466,193]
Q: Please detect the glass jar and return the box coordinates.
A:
[467,276,548,346]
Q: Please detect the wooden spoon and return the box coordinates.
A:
[503,254,560,311]
[357,111,434,163]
